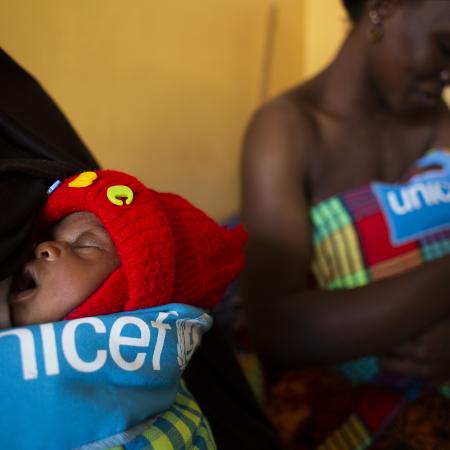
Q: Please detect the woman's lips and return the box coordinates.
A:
[416,79,444,101]
[421,89,442,99]
[412,88,443,108]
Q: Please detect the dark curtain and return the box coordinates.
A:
[0,48,98,281]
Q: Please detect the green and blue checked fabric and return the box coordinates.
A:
[91,381,216,450]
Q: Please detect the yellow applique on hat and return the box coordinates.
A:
[107,185,134,206]
[68,171,98,188]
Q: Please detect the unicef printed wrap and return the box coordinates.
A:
[0,304,213,450]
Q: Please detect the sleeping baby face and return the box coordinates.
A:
[8,212,120,326]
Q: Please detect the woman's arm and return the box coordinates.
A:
[241,101,450,369]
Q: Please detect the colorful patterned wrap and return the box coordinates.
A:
[266,150,450,450]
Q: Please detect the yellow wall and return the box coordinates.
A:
[302,0,349,80]
[0,0,347,220]
[267,0,348,98]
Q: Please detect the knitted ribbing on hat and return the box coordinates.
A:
[40,170,247,318]
[158,192,247,308]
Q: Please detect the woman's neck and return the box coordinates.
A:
[315,28,387,120]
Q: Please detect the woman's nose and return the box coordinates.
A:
[35,241,63,261]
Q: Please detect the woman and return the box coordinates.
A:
[242,1,450,448]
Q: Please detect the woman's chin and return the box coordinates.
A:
[398,91,445,116]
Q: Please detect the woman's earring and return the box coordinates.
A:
[368,9,383,42]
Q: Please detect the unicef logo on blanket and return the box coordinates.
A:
[0,305,212,450]
[0,305,212,381]
[373,150,450,245]
[176,314,211,370]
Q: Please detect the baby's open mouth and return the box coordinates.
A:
[9,265,38,303]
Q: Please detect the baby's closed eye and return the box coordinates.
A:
[71,231,107,250]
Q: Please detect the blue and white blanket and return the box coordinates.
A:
[0,304,213,450]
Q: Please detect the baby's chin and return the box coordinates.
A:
[9,293,43,327]
[9,300,36,327]
[9,308,33,327]
[8,286,37,306]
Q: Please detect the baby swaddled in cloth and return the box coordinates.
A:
[2,169,247,450]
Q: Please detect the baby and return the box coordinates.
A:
[8,169,246,326]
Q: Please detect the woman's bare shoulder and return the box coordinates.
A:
[243,85,323,165]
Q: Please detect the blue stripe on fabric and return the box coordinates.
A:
[124,436,151,450]
[154,417,184,449]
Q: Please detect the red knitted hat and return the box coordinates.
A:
[40,170,247,319]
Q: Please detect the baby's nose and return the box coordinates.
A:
[35,241,63,261]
